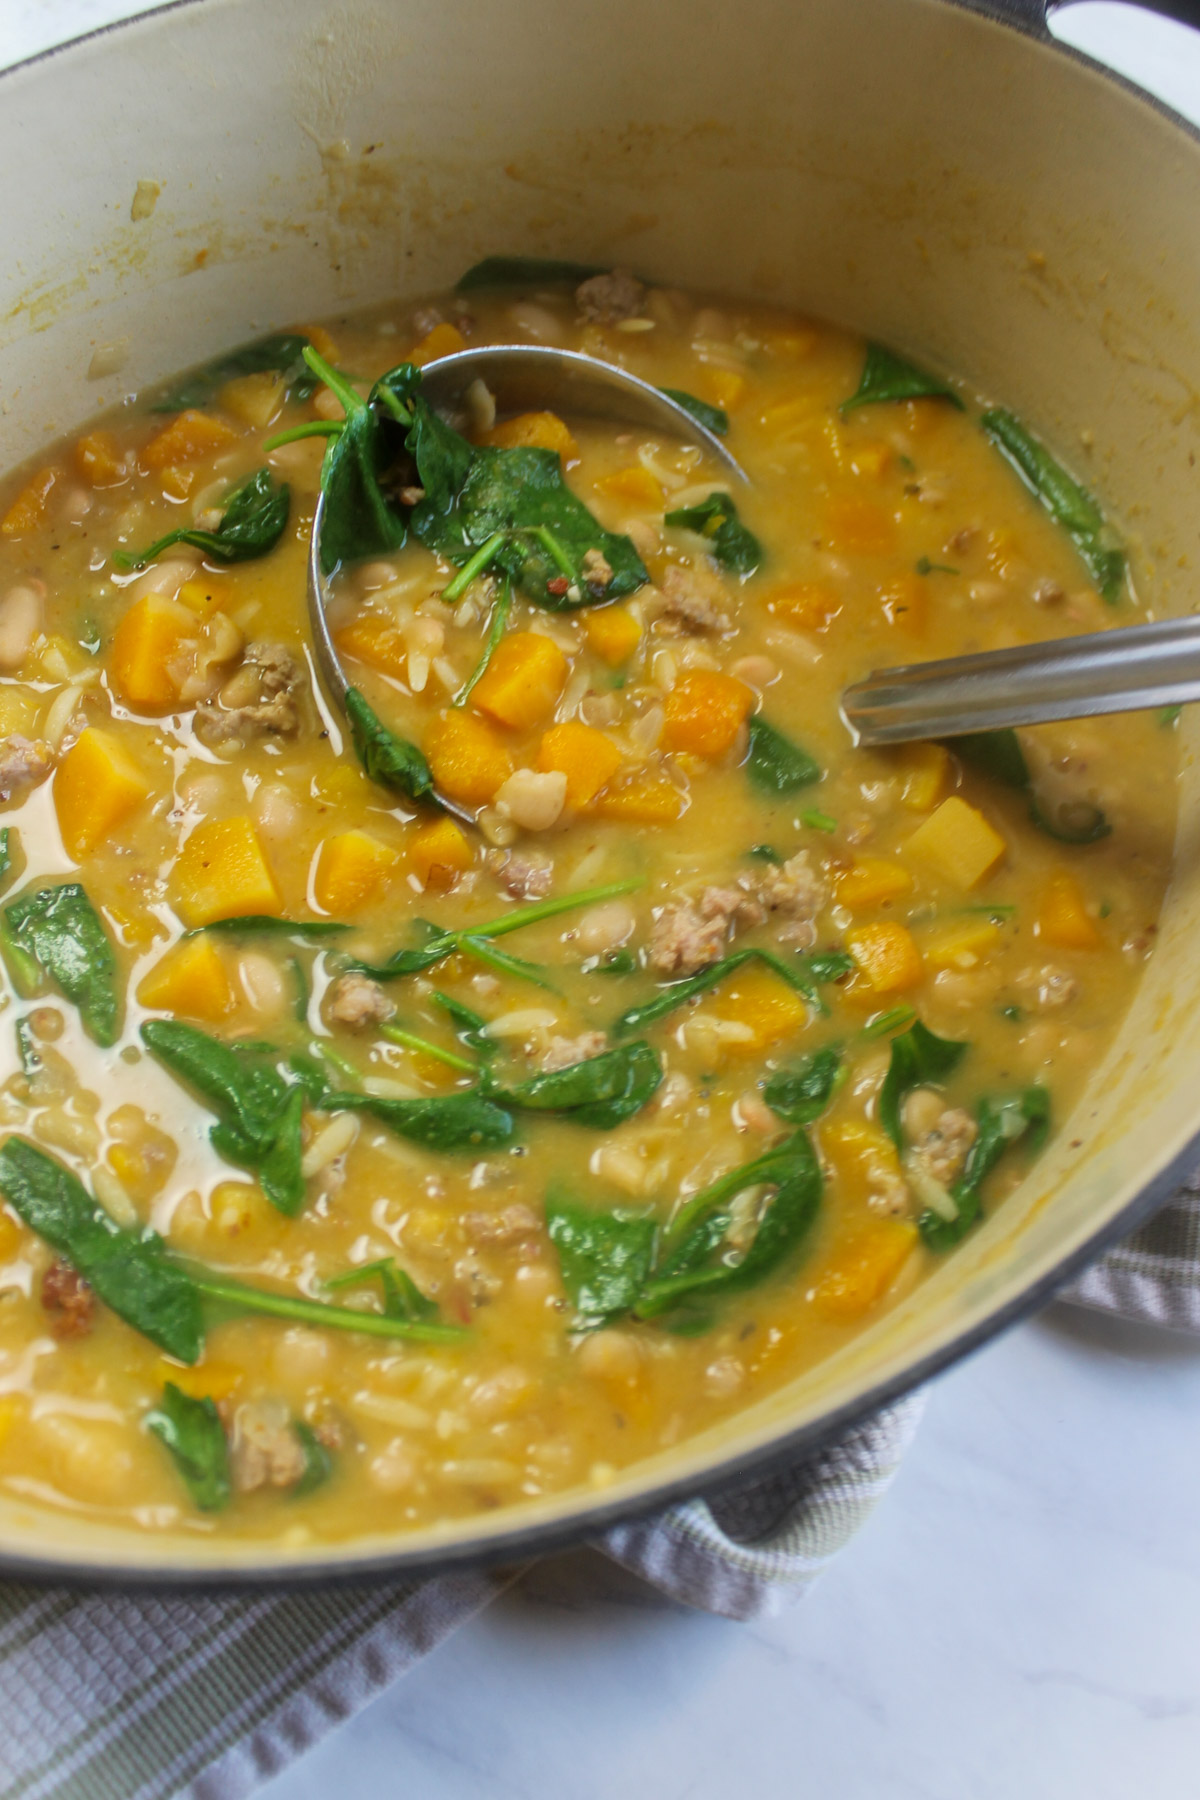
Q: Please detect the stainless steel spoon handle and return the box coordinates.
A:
[841,614,1200,746]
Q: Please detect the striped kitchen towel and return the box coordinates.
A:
[0,1185,1185,1800]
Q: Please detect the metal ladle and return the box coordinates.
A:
[306,344,748,797]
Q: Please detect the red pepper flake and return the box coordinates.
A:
[546,576,571,596]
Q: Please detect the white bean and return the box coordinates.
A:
[238,951,288,1019]
[0,584,42,670]
[507,301,566,345]
[495,768,567,832]
[576,898,637,956]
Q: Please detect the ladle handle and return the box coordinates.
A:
[841,613,1200,746]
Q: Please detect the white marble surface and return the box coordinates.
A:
[7,4,1200,1796]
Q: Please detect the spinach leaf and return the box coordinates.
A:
[345,686,437,805]
[311,352,409,574]
[801,949,855,984]
[141,1021,308,1214]
[0,1139,204,1361]
[452,576,512,707]
[951,728,1111,844]
[456,256,608,291]
[197,915,349,939]
[663,491,761,574]
[658,388,729,436]
[763,1045,843,1125]
[747,843,782,864]
[378,1021,478,1075]
[981,409,1125,603]
[614,946,821,1036]
[0,827,12,890]
[586,948,638,976]
[113,469,289,570]
[431,991,498,1057]
[315,1084,515,1152]
[4,883,119,1045]
[151,331,313,413]
[405,391,474,511]
[636,1132,822,1323]
[292,1421,334,1496]
[487,1041,662,1129]
[745,716,821,794]
[919,1087,1050,1250]
[545,1193,658,1327]
[146,1383,230,1511]
[841,343,964,413]
[878,1019,969,1149]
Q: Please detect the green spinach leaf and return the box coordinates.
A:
[658,388,729,436]
[951,728,1111,844]
[292,1421,334,1496]
[614,946,821,1036]
[763,1045,843,1125]
[197,915,349,939]
[545,1193,658,1327]
[151,332,313,413]
[4,883,119,1045]
[345,687,437,805]
[919,1087,1050,1250]
[842,343,964,413]
[981,409,1125,603]
[745,716,821,794]
[113,469,289,570]
[146,1382,231,1511]
[431,991,498,1057]
[663,491,761,574]
[456,256,608,291]
[0,1139,204,1361]
[878,1019,969,1149]
[487,1041,661,1129]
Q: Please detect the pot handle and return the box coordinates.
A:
[967,0,1200,34]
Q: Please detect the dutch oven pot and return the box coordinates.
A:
[1,0,1199,1583]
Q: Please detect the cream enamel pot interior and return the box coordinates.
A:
[2,0,1200,1583]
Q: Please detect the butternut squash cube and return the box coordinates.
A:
[470,631,568,732]
[850,440,892,479]
[594,766,686,824]
[217,372,287,429]
[812,1220,919,1320]
[537,720,623,809]
[595,466,664,508]
[483,411,578,458]
[893,742,951,812]
[824,495,896,555]
[906,796,1006,889]
[154,1358,244,1402]
[1036,870,1102,950]
[109,593,197,713]
[141,410,239,470]
[834,856,914,911]
[661,670,753,760]
[409,322,467,366]
[822,1118,904,1199]
[175,578,228,618]
[73,430,126,488]
[584,604,642,666]
[409,817,473,891]
[293,322,339,360]
[1,467,58,538]
[54,727,151,860]
[315,829,401,915]
[846,920,924,993]
[698,367,747,410]
[335,614,410,682]
[137,933,234,1022]
[712,965,808,1053]
[424,709,514,806]
[766,581,840,633]
[922,916,1001,971]
[171,815,282,927]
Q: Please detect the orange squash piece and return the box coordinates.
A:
[314,829,402,915]
[595,466,663,508]
[424,710,514,806]
[712,965,808,1053]
[594,766,686,824]
[584,605,642,666]
[661,670,753,760]
[335,615,410,682]
[1036,870,1102,950]
[812,1220,919,1320]
[697,367,747,410]
[483,411,578,458]
[73,431,126,488]
[766,581,840,633]
[824,495,896,555]
[1,467,58,538]
[171,816,282,927]
[537,721,623,809]
[906,797,1006,889]
[470,631,568,732]
[137,933,234,1022]
[846,921,924,993]
[409,817,473,891]
[141,410,239,470]
[834,857,915,911]
[409,322,467,366]
[54,728,151,860]
[109,593,197,713]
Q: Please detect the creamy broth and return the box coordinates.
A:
[0,267,1174,1541]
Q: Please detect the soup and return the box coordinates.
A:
[0,263,1174,1541]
